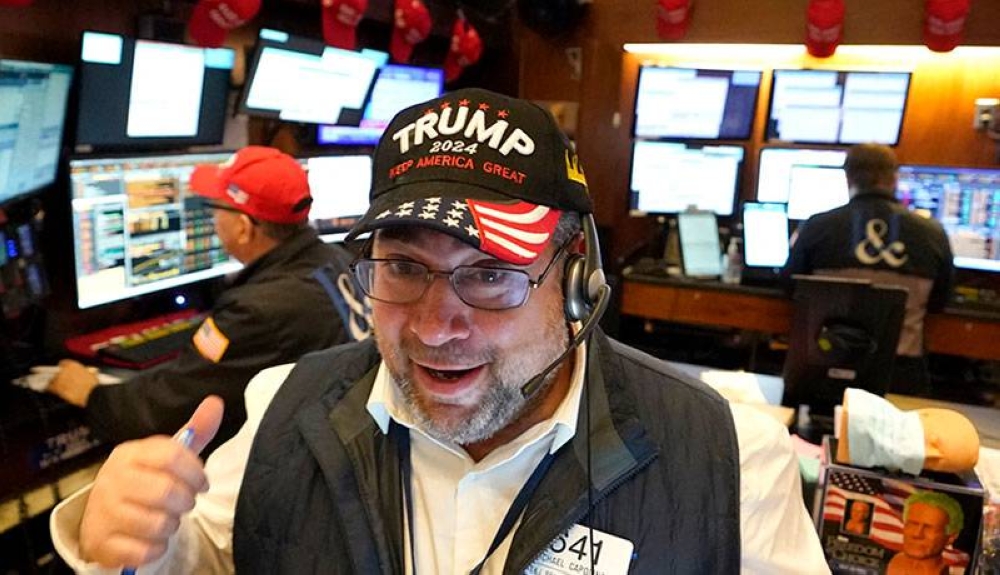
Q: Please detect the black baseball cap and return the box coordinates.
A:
[346,88,592,265]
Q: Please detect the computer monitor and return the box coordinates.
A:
[742,202,790,268]
[632,66,762,140]
[74,31,235,151]
[299,153,372,242]
[766,69,911,145]
[677,211,723,278]
[785,163,849,220]
[628,141,744,216]
[68,152,242,309]
[240,28,381,126]
[896,164,1000,273]
[317,64,444,146]
[756,147,847,203]
[0,59,73,206]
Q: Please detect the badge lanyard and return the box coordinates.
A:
[390,421,555,575]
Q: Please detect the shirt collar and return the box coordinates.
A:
[366,335,587,455]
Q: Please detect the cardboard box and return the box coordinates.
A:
[814,436,986,574]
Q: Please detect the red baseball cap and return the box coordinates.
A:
[390,0,432,63]
[189,147,313,224]
[656,0,692,41]
[188,0,261,48]
[443,16,483,83]
[322,0,368,50]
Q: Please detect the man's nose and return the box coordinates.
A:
[408,275,472,347]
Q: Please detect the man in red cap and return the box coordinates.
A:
[47,146,369,455]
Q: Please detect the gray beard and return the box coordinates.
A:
[376,319,569,446]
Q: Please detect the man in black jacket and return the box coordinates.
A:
[52,90,828,574]
[47,146,369,453]
[782,143,954,395]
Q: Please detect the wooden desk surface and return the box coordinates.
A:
[621,275,1000,362]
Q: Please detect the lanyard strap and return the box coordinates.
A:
[390,421,555,575]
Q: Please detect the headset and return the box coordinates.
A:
[520,212,611,399]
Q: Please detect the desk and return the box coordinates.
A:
[621,274,1000,362]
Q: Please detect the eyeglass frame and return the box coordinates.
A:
[349,242,570,311]
[204,201,259,225]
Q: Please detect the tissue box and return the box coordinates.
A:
[814,436,986,574]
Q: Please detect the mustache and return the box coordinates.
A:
[398,336,495,366]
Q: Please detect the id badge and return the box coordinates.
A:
[525,523,634,575]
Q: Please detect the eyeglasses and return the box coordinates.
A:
[350,247,566,311]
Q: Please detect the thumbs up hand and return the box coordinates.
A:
[78,396,225,568]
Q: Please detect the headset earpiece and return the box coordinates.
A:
[563,214,607,322]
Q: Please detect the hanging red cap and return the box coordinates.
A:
[924,0,970,53]
[322,0,368,50]
[390,0,432,63]
[443,15,483,83]
[805,0,845,58]
[188,0,261,48]
[656,0,693,41]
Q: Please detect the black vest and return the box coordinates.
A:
[233,334,741,573]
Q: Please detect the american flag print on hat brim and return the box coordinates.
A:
[822,472,971,569]
[372,196,561,265]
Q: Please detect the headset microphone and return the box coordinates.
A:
[519,283,610,399]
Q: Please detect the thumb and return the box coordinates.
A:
[181,395,225,454]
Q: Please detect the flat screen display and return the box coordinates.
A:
[240,28,381,126]
[0,59,73,205]
[629,141,744,216]
[677,211,723,277]
[756,147,847,203]
[317,64,444,146]
[74,31,235,150]
[766,69,911,145]
[298,153,372,242]
[633,66,762,140]
[742,202,790,268]
[785,163,849,220]
[896,164,1000,273]
[68,152,242,309]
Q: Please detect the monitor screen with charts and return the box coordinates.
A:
[317,64,444,146]
[299,153,372,241]
[677,211,723,277]
[742,202,790,268]
[68,152,242,309]
[632,66,762,140]
[629,141,744,216]
[74,31,234,150]
[240,28,381,126]
[756,147,847,203]
[0,59,73,206]
[766,69,911,146]
[896,164,1000,273]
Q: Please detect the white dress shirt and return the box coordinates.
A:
[51,346,830,574]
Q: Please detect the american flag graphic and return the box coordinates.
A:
[468,199,560,264]
[822,471,970,569]
[373,197,560,265]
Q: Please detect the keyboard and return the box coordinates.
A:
[96,315,205,368]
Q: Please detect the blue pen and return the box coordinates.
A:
[122,428,195,575]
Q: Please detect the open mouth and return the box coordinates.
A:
[425,367,477,380]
